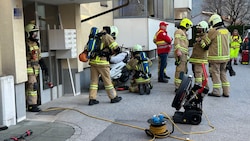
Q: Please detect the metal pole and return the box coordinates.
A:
[81,0,129,23]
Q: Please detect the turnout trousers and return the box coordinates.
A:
[192,63,209,87]
[174,54,188,89]
[210,62,230,95]
[26,64,40,105]
[89,65,117,100]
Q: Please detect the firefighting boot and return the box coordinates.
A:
[28,105,41,112]
[234,59,238,65]
[164,73,171,79]
[229,69,236,76]
[88,99,99,106]
[111,96,122,103]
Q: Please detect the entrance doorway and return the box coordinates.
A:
[23,1,63,105]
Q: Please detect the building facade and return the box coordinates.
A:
[0,0,191,125]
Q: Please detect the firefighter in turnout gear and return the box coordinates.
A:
[174,18,193,92]
[25,21,41,112]
[201,14,231,97]
[88,26,122,105]
[126,44,152,94]
[153,21,172,83]
[230,29,242,65]
[189,21,209,88]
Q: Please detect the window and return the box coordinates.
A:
[113,0,174,20]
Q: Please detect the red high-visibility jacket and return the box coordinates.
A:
[153,29,172,54]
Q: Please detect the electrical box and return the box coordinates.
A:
[48,29,77,59]
[48,29,77,50]
[56,47,77,59]
[0,75,16,126]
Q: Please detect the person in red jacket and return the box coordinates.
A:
[153,21,172,83]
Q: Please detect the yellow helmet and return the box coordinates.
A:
[132,44,143,52]
[180,18,193,30]
[208,14,222,27]
[25,23,39,33]
[25,23,39,38]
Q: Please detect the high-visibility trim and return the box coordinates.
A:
[126,64,132,70]
[217,35,222,56]
[174,78,182,84]
[27,67,33,74]
[90,84,98,90]
[207,55,230,61]
[105,84,114,90]
[157,45,169,49]
[34,69,39,75]
[109,42,118,49]
[154,30,164,41]
[174,44,188,53]
[222,82,230,87]
[29,45,39,51]
[135,77,150,83]
[213,83,221,88]
[27,91,37,96]
[195,77,202,83]
[90,56,109,65]
[189,58,208,64]
[200,40,206,48]
[155,41,166,45]
[175,34,187,40]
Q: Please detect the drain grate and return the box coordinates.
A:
[36,107,65,115]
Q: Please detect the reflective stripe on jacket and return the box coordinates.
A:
[89,34,118,66]
[27,40,41,63]
[206,27,230,63]
[174,29,189,57]
[190,33,208,64]
[154,29,172,54]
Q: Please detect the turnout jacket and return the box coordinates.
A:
[189,32,208,64]
[201,26,230,63]
[174,29,189,61]
[89,33,119,66]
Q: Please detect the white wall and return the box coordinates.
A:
[80,1,113,69]
[114,18,175,51]
[174,0,192,10]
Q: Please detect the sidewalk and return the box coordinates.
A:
[1,57,250,141]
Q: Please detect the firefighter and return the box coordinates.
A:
[25,21,41,112]
[153,21,172,83]
[126,44,152,94]
[201,14,231,97]
[189,21,209,87]
[174,18,193,92]
[88,26,122,105]
[230,29,242,65]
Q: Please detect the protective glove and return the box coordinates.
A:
[175,56,181,66]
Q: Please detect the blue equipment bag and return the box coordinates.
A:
[87,27,101,58]
[139,52,150,77]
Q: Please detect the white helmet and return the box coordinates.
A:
[132,44,143,52]
[208,14,222,27]
[110,26,119,38]
[196,21,209,33]
[103,26,119,39]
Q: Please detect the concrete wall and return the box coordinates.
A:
[79,2,114,92]
[80,1,113,69]
[0,0,27,84]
